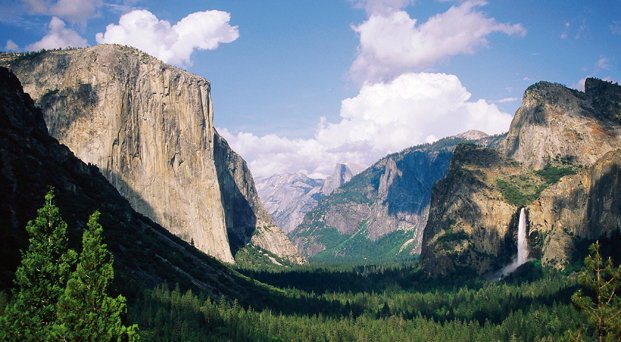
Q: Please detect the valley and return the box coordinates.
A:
[0,45,620,341]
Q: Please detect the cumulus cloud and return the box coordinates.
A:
[96,9,239,66]
[221,73,512,178]
[350,0,526,84]
[5,40,18,51]
[21,0,103,24]
[25,16,87,51]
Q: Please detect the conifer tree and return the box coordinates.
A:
[0,190,77,341]
[568,241,621,342]
[55,211,140,341]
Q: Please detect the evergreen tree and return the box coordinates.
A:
[568,241,621,342]
[55,211,140,341]
[0,190,77,341]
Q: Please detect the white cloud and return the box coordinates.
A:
[221,72,513,178]
[5,39,18,51]
[96,9,239,66]
[25,16,87,51]
[496,97,518,103]
[21,0,103,24]
[593,57,609,73]
[572,77,587,92]
[349,0,526,84]
[573,57,613,91]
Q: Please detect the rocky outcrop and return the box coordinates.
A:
[289,133,505,262]
[419,144,528,277]
[499,79,621,169]
[421,79,621,277]
[0,45,304,264]
[527,149,621,268]
[0,66,274,304]
[255,163,363,234]
[320,163,364,196]
[214,132,306,264]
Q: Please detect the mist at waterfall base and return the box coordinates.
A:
[491,208,530,281]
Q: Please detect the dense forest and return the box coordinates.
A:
[1,193,619,341]
[128,257,621,342]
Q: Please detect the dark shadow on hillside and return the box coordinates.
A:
[384,151,453,218]
[213,131,257,257]
[547,152,621,265]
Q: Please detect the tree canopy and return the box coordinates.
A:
[0,190,139,341]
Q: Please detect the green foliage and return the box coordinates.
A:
[0,191,139,341]
[495,178,545,207]
[435,230,470,251]
[132,265,582,341]
[0,189,77,341]
[234,243,295,270]
[56,211,140,341]
[567,241,621,341]
[312,227,418,263]
[535,163,577,185]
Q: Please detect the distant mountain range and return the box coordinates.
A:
[286,130,506,262]
[255,163,363,234]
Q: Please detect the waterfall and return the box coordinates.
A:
[498,208,529,277]
[516,208,528,265]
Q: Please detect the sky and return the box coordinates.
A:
[1,0,620,178]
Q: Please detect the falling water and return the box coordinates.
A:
[516,208,528,265]
[498,208,529,277]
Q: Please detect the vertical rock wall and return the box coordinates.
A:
[0,45,304,264]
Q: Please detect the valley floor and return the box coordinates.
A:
[129,261,590,342]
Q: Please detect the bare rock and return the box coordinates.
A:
[0,46,304,264]
[499,79,621,169]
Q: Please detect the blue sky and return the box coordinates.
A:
[1,0,619,178]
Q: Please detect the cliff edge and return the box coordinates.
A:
[0,45,305,264]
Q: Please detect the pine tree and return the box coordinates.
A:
[568,241,621,342]
[55,211,140,341]
[0,189,77,341]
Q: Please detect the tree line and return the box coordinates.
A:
[0,191,619,341]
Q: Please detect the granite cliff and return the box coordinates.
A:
[0,45,304,265]
[419,143,541,277]
[500,79,621,169]
[527,149,621,268]
[255,163,363,234]
[421,79,621,276]
[289,132,505,262]
[0,66,275,304]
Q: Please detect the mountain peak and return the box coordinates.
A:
[320,163,364,196]
[500,80,621,170]
[454,130,489,140]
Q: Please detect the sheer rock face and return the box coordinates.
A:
[289,147,455,259]
[320,163,364,196]
[527,149,621,268]
[421,79,621,276]
[288,133,505,262]
[499,79,621,169]
[0,66,284,302]
[0,45,304,264]
[419,144,521,277]
[213,132,307,264]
